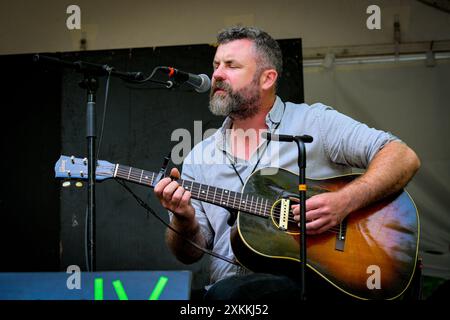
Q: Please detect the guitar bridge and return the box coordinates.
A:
[335,218,347,251]
[278,198,290,231]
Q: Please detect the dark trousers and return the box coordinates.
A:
[204,273,301,300]
[192,265,424,301]
[194,272,351,301]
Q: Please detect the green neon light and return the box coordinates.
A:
[94,278,104,300]
[148,276,168,300]
[112,280,129,300]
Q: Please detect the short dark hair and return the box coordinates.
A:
[216,26,283,84]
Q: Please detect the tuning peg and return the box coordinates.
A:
[75,181,83,188]
[71,155,75,164]
[62,181,71,188]
[80,171,84,178]
[83,158,87,165]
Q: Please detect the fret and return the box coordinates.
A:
[133,168,140,183]
[127,167,132,180]
[231,191,236,210]
[116,165,123,178]
[213,187,217,205]
[196,183,202,199]
[190,181,194,195]
[250,195,254,213]
[199,183,203,198]
[150,172,155,185]
[121,165,128,179]
[245,194,249,212]
[220,189,224,205]
[226,189,230,206]
[113,164,119,178]
[206,185,210,202]
[265,199,269,217]
[139,170,144,183]
[238,194,244,211]
[255,196,259,213]
[200,184,207,201]
[257,197,262,214]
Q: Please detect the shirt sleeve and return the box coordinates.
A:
[314,103,401,169]
[168,161,214,249]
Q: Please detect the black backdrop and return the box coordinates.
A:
[0,39,303,289]
[0,55,61,272]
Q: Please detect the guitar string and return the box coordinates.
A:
[116,166,293,217]
[116,166,279,216]
[113,168,344,234]
[113,166,341,233]
[115,167,299,222]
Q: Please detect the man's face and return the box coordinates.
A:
[209,39,262,119]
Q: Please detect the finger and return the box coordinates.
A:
[305,209,323,222]
[162,181,180,202]
[177,191,192,211]
[292,208,303,222]
[290,204,300,215]
[305,217,328,232]
[305,196,324,212]
[154,177,173,198]
[170,167,181,179]
[171,186,185,209]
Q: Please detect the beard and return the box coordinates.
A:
[209,77,261,120]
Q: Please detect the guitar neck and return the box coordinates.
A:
[114,164,272,218]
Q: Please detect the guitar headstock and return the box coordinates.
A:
[55,155,115,181]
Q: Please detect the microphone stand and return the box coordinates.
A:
[262,132,312,300]
[34,54,170,272]
[80,75,98,272]
[294,138,307,301]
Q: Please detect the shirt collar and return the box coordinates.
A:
[265,96,285,128]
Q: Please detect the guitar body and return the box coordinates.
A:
[230,168,419,300]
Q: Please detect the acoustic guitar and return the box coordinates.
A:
[55,155,419,300]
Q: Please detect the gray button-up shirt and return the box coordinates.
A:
[176,96,399,287]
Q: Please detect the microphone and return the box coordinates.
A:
[262,132,314,143]
[162,67,211,93]
[121,71,145,81]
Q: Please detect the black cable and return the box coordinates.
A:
[126,66,172,86]
[84,206,89,271]
[96,68,111,160]
[115,179,238,266]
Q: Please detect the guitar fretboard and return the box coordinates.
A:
[114,164,273,218]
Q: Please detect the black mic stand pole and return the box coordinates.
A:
[294,138,307,301]
[33,54,170,272]
[79,75,98,272]
[260,132,311,300]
